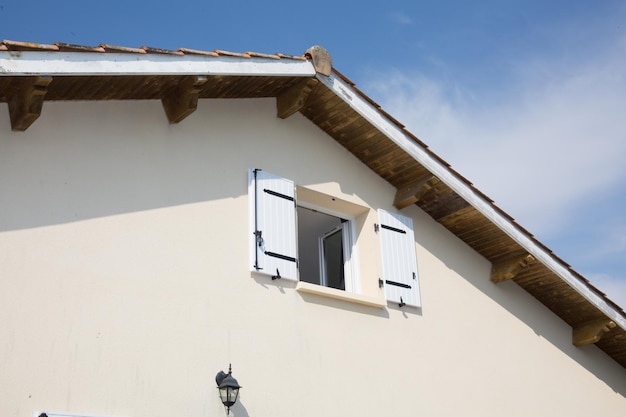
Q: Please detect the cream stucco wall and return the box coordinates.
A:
[0,98,625,417]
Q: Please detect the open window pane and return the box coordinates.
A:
[322,226,345,290]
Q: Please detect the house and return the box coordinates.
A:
[0,40,625,417]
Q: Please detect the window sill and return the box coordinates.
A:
[296,282,386,309]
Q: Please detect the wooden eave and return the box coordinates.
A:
[0,46,624,367]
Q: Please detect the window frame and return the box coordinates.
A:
[297,200,359,293]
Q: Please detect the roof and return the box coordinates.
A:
[1,39,625,367]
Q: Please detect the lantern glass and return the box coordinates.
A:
[219,385,240,406]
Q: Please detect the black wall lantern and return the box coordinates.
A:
[215,364,241,415]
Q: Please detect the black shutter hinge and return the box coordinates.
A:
[399,297,406,308]
[374,223,380,233]
[379,278,384,288]
[272,269,282,280]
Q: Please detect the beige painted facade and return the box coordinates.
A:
[1,98,625,417]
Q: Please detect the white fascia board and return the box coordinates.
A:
[317,72,626,330]
[0,51,316,77]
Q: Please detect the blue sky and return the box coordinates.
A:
[2,1,625,307]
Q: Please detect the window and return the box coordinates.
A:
[296,205,354,291]
[249,169,357,292]
[249,169,421,308]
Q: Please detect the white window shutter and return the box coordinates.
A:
[378,209,421,307]
[249,169,298,281]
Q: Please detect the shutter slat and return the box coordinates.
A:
[379,209,421,307]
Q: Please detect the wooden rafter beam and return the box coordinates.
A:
[8,76,53,131]
[161,75,208,124]
[276,78,319,119]
[491,254,536,283]
[394,175,436,209]
[573,319,616,347]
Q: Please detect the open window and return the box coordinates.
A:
[249,169,357,292]
[296,205,354,291]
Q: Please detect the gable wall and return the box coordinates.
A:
[1,98,625,417]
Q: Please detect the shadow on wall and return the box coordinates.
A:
[0,97,360,232]
[0,98,391,233]
[406,205,626,397]
[0,100,242,231]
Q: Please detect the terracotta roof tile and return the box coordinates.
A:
[0,40,309,62]
[246,51,280,60]
[99,44,147,54]
[141,46,185,56]
[177,48,219,56]
[276,53,306,60]
[213,50,251,58]
[55,42,106,53]
[2,40,59,51]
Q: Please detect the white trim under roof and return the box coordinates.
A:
[316,71,626,331]
[0,51,316,77]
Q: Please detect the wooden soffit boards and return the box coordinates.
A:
[0,74,310,102]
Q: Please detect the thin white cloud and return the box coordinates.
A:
[388,11,413,26]
[366,37,626,237]
[363,32,626,307]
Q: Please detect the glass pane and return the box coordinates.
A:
[227,387,239,403]
[323,228,345,290]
